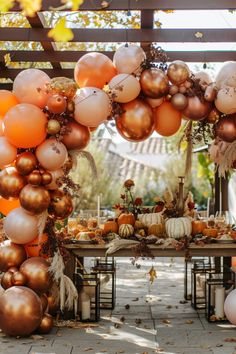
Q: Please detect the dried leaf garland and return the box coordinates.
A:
[218,140,236,177]
[70,149,98,178]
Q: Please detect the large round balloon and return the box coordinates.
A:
[167,61,190,85]
[20,257,52,295]
[36,139,68,171]
[0,137,17,168]
[183,96,212,121]
[0,90,19,116]
[224,289,236,325]
[215,61,236,89]
[48,190,73,219]
[113,44,146,75]
[25,233,48,258]
[74,52,117,89]
[74,87,111,127]
[0,197,20,216]
[215,86,236,114]
[4,207,38,244]
[140,68,169,99]
[215,116,236,143]
[0,167,26,199]
[61,121,90,150]
[116,99,154,142]
[4,103,47,148]
[0,241,26,272]
[108,73,141,103]
[13,68,50,108]
[19,185,51,214]
[0,286,42,336]
[154,102,182,137]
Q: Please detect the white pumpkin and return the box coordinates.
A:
[138,213,162,227]
[119,224,134,238]
[165,217,192,239]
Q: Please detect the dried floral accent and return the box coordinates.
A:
[141,44,169,71]
[192,120,215,145]
[195,31,204,39]
[134,197,142,206]
[131,239,154,260]
[57,175,80,197]
[124,179,135,189]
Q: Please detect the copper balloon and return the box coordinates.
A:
[183,96,212,121]
[169,85,179,95]
[1,271,13,289]
[0,167,26,199]
[167,60,190,85]
[0,241,26,272]
[37,313,53,334]
[8,266,18,274]
[47,294,59,315]
[204,84,217,102]
[20,257,52,295]
[171,93,188,111]
[48,190,73,219]
[61,121,90,150]
[116,99,154,142]
[215,116,236,143]
[206,107,220,124]
[41,171,52,186]
[12,271,27,286]
[0,286,43,336]
[140,68,169,98]
[47,94,66,114]
[15,152,38,176]
[19,184,50,214]
[40,293,48,313]
[28,170,42,186]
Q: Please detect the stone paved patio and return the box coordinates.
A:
[0,257,236,354]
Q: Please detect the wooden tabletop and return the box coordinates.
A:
[64,243,236,258]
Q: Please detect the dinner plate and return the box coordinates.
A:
[215,239,236,244]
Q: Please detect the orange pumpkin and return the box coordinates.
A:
[103,220,118,234]
[192,220,207,236]
[203,228,218,238]
[25,233,48,258]
[118,213,135,226]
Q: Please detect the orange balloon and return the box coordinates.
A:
[0,197,20,216]
[25,233,48,258]
[154,101,182,137]
[0,90,19,117]
[74,52,117,89]
[4,103,47,148]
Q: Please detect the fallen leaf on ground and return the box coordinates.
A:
[132,297,139,302]
[166,305,172,309]
[135,318,142,325]
[114,323,121,329]
[30,335,44,340]
[185,320,194,324]
[120,316,125,322]
[179,300,188,304]
[224,338,236,342]
[162,319,171,324]
[84,348,93,352]
[125,304,130,309]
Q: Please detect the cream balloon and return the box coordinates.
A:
[46,169,64,190]
[113,44,146,75]
[74,87,111,127]
[194,71,212,86]
[215,86,236,114]
[0,137,17,168]
[224,289,236,324]
[215,61,236,89]
[145,97,163,108]
[108,74,141,103]
[4,207,38,244]
[13,69,50,108]
[36,139,68,171]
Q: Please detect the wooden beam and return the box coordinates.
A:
[11,0,236,11]
[0,28,235,43]
[140,10,154,52]
[0,68,74,79]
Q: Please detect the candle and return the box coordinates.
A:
[97,195,101,227]
[215,287,225,319]
[177,176,185,217]
[219,177,222,214]
[207,197,210,219]
[81,291,91,320]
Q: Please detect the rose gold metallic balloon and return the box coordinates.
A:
[204,84,217,102]
[36,139,68,171]
[47,94,67,114]
[19,184,50,214]
[109,73,141,103]
[28,170,42,186]
[116,99,154,142]
[145,97,163,108]
[40,294,48,313]
[0,286,43,336]
[1,271,13,289]
[46,169,64,190]
[61,121,90,150]
[11,271,27,286]
[171,93,188,111]
[4,207,39,244]
[20,257,52,295]
[37,313,53,334]
[48,190,73,220]
[206,107,220,124]
[167,61,190,85]
[183,96,212,121]
[140,68,169,98]
[0,241,26,272]
[0,167,26,199]
[0,137,17,169]
[41,171,52,186]
[15,152,37,176]
[215,86,236,114]
[215,116,236,143]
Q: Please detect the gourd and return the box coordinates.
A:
[148,223,165,236]
[103,220,118,234]
[119,224,134,238]
[165,217,192,239]
[134,220,144,230]
[202,228,218,238]
[118,213,135,226]
[191,220,207,236]
[138,213,162,227]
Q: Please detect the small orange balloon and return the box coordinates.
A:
[154,101,182,137]
[25,233,48,258]
[0,90,19,116]
[74,52,117,89]
[0,197,20,216]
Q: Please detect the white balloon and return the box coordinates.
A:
[215,61,236,89]
[215,86,236,114]
[224,289,236,325]
[113,44,146,75]
[194,71,212,86]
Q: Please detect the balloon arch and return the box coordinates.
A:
[0,44,235,336]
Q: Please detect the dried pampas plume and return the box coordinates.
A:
[37,211,48,236]
[70,149,98,178]
[218,140,236,177]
